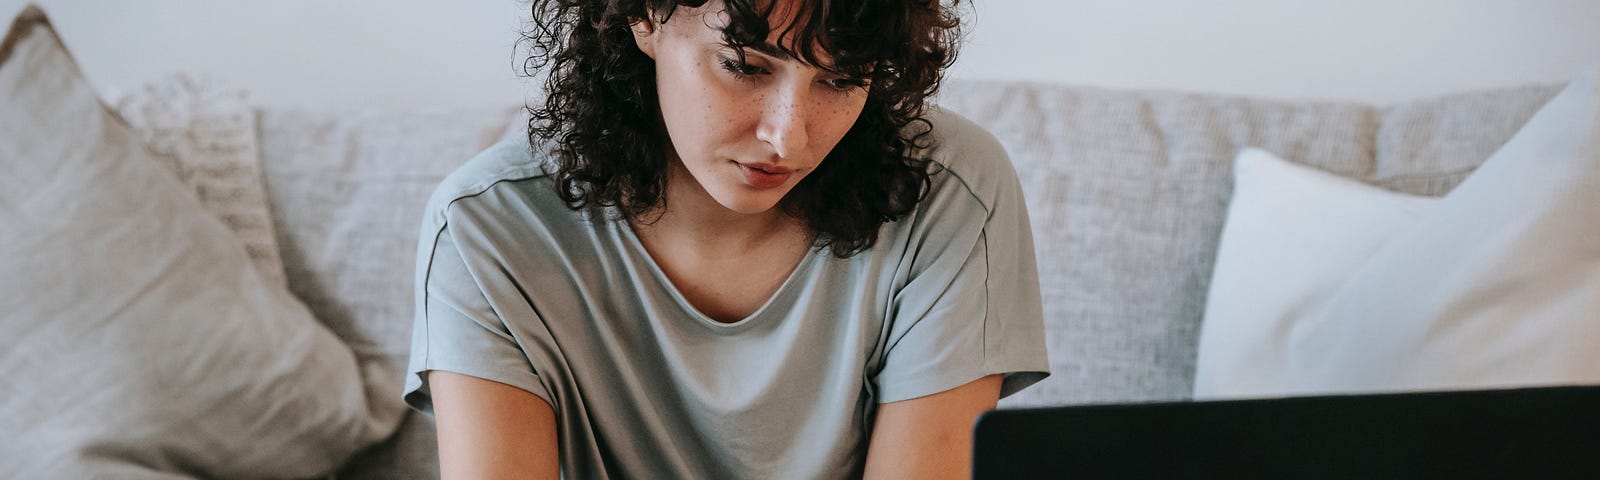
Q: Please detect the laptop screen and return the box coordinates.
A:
[973,385,1600,479]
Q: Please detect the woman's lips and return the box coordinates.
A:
[736,162,794,189]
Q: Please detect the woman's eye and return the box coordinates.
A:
[825,77,870,91]
[719,58,765,77]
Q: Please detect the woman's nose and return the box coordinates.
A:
[755,86,810,161]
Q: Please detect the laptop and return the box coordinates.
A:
[973,385,1600,479]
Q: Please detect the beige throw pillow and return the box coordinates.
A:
[0,5,404,478]
[112,73,289,287]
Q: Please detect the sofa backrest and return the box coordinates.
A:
[257,106,524,380]
[256,80,1560,410]
[934,80,1558,406]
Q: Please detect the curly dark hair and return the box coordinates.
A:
[521,0,961,258]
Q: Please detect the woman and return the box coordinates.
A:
[402,0,1049,478]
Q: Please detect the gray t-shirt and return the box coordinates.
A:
[403,107,1049,479]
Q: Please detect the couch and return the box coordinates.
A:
[5,4,1572,478]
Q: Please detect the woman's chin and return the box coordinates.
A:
[715,198,782,215]
[709,190,787,216]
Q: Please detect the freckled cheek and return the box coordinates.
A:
[681,85,745,159]
[702,89,743,146]
[702,89,753,137]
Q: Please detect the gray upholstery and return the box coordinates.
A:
[251,81,1561,478]
[255,107,522,480]
[936,82,1381,406]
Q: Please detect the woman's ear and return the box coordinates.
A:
[631,19,658,59]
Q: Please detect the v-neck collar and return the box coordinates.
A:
[612,214,821,332]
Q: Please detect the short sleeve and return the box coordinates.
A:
[873,124,1051,404]
[402,224,554,415]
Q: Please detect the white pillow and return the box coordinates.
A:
[1193,148,1440,398]
[1197,66,1600,399]
[0,6,404,478]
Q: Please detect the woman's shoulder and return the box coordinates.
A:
[428,137,551,207]
[420,137,565,231]
[915,106,1022,216]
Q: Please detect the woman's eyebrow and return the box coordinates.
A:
[740,41,794,61]
[729,40,856,73]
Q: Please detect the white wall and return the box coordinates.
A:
[5,0,536,110]
[6,0,1598,110]
[953,0,1600,103]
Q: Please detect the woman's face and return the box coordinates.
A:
[631,1,870,216]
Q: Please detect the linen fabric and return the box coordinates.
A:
[1194,148,1439,398]
[402,107,1050,479]
[0,6,403,478]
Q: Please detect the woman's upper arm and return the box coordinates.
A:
[429,370,559,480]
[862,374,1002,480]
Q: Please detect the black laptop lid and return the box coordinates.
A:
[973,386,1600,479]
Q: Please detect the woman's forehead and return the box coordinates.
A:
[691,0,854,69]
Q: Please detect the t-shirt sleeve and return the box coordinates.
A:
[873,127,1051,404]
[402,224,554,415]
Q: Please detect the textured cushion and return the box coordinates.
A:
[0,6,403,478]
[1194,148,1441,398]
[112,73,288,286]
[1284,67,1600,395]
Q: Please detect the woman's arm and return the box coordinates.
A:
[861,374,1003,479]
[429,370,560,480]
